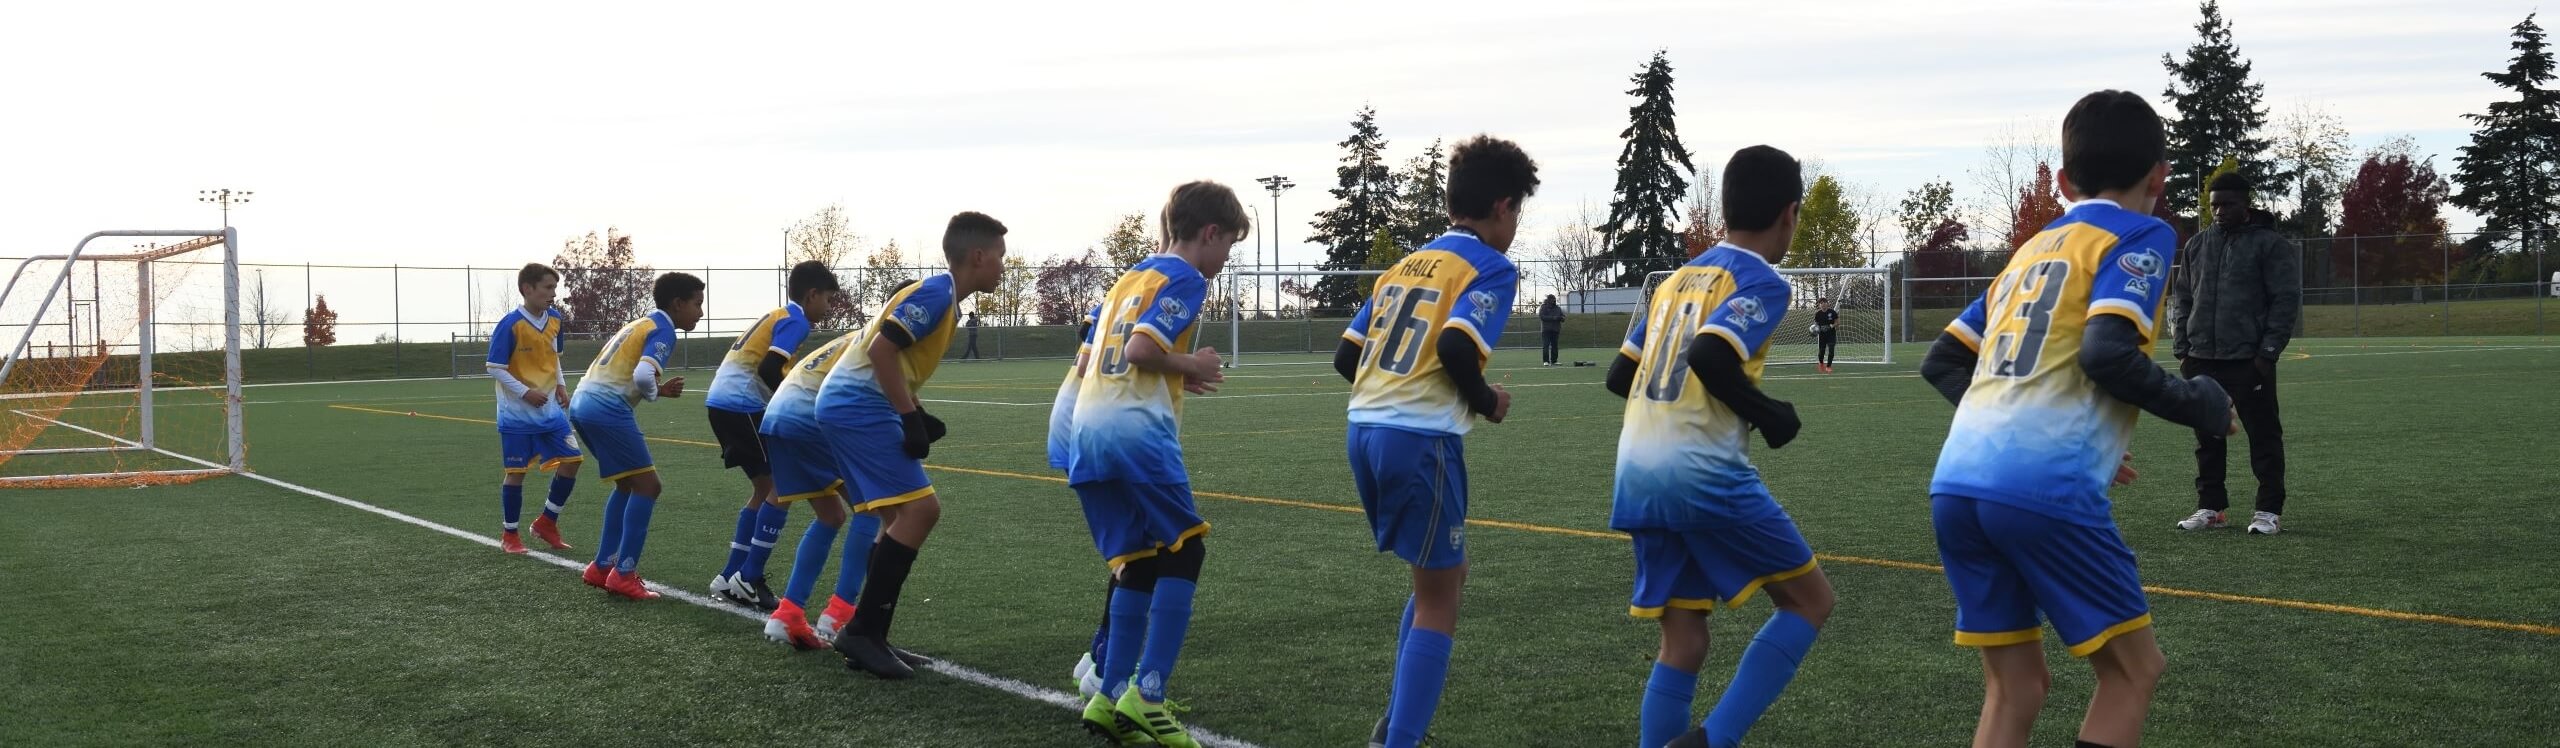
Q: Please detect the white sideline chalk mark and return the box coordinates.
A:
[15,412,1267,748]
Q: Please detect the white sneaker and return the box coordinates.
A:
[1073,652,1104,698]
[710,572,758,607]
[2247,511,2281,535]
[2176,509,2227,531]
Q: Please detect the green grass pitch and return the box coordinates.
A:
[5,337,2556,746]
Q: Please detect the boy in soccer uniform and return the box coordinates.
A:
[1332,135,1538,748]
[1070,182,1240,748]
[1606,146,1838,748]
[704,261,841,611]
[755,332,885,649]
[1916,91,2234,748]
[570,272,707,601]
[486,263,583,554]
[1057,302,1116,700]
[819,213,1011,679]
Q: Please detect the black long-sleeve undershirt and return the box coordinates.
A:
[757,351,789,391]
[1333,333,1502,418]
[1602,334,1799,449]
[1918,316,2232,435]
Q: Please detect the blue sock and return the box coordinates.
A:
[543,476,574,519]
[591,489,629,567]
[1134,578,1197,703]
[833,512,881,603]
[746,502,789,579]
[1385,627,1453,748]
[1103,585,1152,699]
[719,507,755,577]
[613,495,658,574]
[1703,610,1820,748]
[782,519,840,607]
[500,484,524,532]
[1384,595,1416,704]
[1641,661,1701,748]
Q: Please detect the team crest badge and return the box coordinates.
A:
[1466,290,1497,325]
[1158,296,1190,321]
[1723,295,1767,328]
[2117,248,2165,278]
[897,303,928,331]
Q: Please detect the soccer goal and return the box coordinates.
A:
[1219,268,1387,368]
[0,229,245,487]
[1637,266,1894,366]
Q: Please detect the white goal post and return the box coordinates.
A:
[1638,266,1895,366]
[1221,268,1385,368]
[0,228,245,485]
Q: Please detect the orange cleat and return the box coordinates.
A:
[764,600,826,650]
[604,569,660,601]
[582,562,612,589]
[499,531,529,554]
[818,595,858,643]
[530,515,573,550]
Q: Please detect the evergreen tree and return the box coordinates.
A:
[1309,105,1399,314]
[2161,0,2289,214]
[2452,13,2560,243]
[1595,50,1697,286]
[1390,139,1449,248]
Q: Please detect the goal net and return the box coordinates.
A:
[1219,269,1387,367]
[0,229,245,487]
[1637,266,1893,366]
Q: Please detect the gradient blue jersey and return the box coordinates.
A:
[1931,200,2178,527]
[1067,256,1209,485]
[1341,230,1518,436]
[569,310,678,422]
[760,334,857,442]
[1048,303,1104,470]
[703,302,812,413]
[484,307,570,434]
[1611,244,1793,530]
[816,274,958,423]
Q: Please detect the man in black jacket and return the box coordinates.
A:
[1537,295,1565,365]
[2166,172,2301,535]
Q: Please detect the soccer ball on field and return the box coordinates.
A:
[1807,323,1821,335]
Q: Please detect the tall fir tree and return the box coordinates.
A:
[2452,13,2560,243]
[1309,105,1399,314]
[1390,139,1450,248]
[1595,50,1697,286]
[2161,0,2289,215]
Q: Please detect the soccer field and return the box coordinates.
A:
[6,337,2557,747]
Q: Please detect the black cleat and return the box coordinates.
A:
[889,645,930,668]
[738,576,780,612]
[1662,727,1710,748]
[1368,716,1388,748]
[835,633,915,679]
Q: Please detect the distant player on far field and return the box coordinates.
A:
[1918,90,2235,748]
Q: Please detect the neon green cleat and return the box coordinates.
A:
[1082,693,1153,745]
[1114,684,1198,748]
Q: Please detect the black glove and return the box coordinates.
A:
[1758,399,1802,450]
[920,410,948,443]
[900,410,932,459]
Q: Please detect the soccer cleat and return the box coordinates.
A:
[1114,685,1198,748]
[1074,652,1105,699]
[499,531,528,554]
[1368,716,1387,748]
[710,572,743,604]
[582,562,611,588]
[1081,693,1151,745]
[816,595,856,644]
[1662,727,1712,747]
[2176,509,2227,531]
[764,601,827,650]
[738,576,780,612]
[530,515,573,550]
[2248,511,2282,535]
[603,569,660,601]
[835,633,915,679]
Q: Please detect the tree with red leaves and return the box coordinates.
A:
[303,295,338,347]
[1034,248,1114,326]
[551,228,656,335]
[2336,141,2455,287]
[2006,162,2067,249]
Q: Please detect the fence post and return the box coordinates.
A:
[393,263,403,374]
[305,261,314,379]
[2441,240,2451,336]
[2351,237,2361,337]
[2537,231,2547,336]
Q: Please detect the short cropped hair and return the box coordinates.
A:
[2061,90,2168,197]
[1721,145,1804,233]
[942,212,1008,265]
[1163,181,1251,244]
[2209,171,2254,195]
[786,260,840,300]
[1446,135,1542,220]
[518,263,558,291]
[653,271,706,310]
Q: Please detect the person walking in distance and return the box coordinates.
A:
[2167,172,2301,536]
[1538,294,1565,366]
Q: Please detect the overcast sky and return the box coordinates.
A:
[1,0,2535,280]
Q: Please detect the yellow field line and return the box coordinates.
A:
[326,401,2560,638]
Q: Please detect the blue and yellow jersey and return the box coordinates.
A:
[703,302,812,414]
[815,274,958,423]
[1341,230,1518,436]
[760,333,857,442]
[1047,303,1104,470]
[485,307,570,434]
[1931,199,2178,526]
[570,310,679,420]
[1067,256,1209,485]
[1610,244,1794,530]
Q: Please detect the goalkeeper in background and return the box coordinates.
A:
[1811,297,1838,373]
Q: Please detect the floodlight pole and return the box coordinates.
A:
[198,188,252,227]
[1255,175,1294,314]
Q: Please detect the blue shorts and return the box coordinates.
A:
[1073,480,1208,569]
[821,419,932,511]
[568,414,652,482]
[1626,515,1818,618]
[764,433,844,506]
[1347,424,1468,570]
[499,425,584,475]
[1931,494,2151,657]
